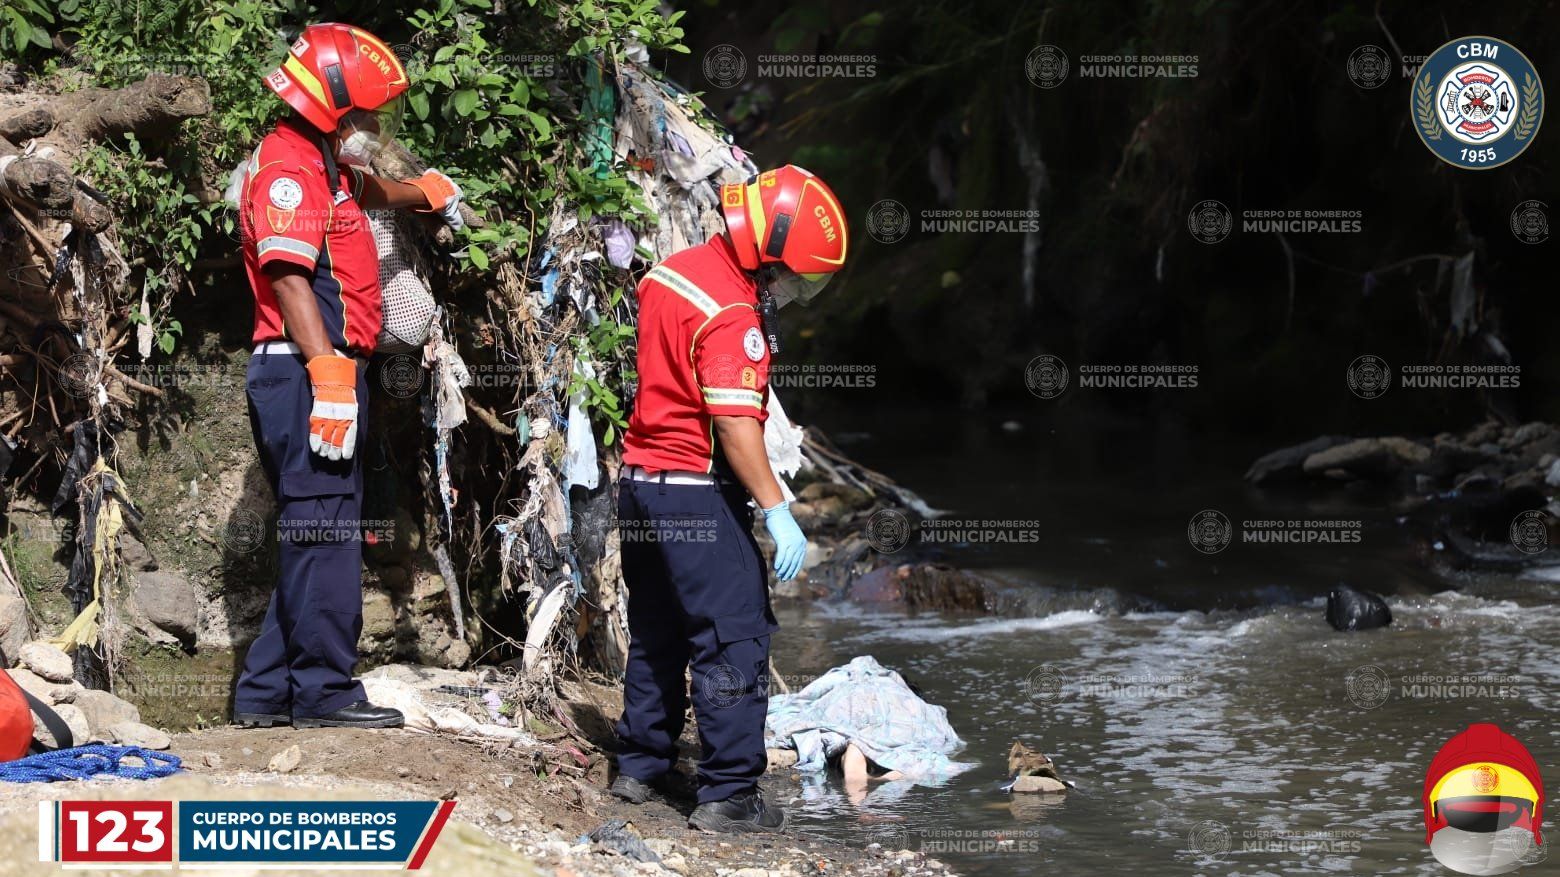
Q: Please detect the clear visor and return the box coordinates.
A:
[1429,825,1542,875]
[339,95,405,151]
[768,271,835,308]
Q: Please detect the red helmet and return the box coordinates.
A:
[263,23,408,135]
[721,166,849,279]
[1423,723,1544,848]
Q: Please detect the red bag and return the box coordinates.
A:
[0,670,73,761]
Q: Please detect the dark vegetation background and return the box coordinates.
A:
[660,1,1557,444]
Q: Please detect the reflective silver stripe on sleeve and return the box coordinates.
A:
[647,265,721,317]
[702,387,763,409]
[256,236,320,263]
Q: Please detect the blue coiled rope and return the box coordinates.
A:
[0,745,182,783]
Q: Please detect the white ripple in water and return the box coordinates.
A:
[855,609,1104,643]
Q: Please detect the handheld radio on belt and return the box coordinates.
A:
[757,275,782,356]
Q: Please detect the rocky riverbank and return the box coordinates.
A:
[0,667,959,877]
[1245,419,1560,569]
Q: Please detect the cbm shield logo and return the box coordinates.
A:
[1413,37,1543,169]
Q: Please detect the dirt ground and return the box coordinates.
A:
[0,702,957,877]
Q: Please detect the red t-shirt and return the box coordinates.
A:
[238,117,382,355]
[623,235,770,474]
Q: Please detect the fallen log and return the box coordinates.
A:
[48,74,211,144]
[0,140,113,233]
[0,108,53,143]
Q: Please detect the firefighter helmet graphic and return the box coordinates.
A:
[1424,723,1545,875]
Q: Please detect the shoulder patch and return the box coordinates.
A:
[268,177,304,210]
[743,326,766,362]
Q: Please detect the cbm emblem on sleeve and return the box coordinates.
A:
[1413,36,1543,170]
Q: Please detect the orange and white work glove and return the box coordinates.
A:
[408,169,464,231]
[305,355,359,461]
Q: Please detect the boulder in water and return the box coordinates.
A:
[1326,583,1392,631]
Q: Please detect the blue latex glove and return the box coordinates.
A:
[762,501,807,582]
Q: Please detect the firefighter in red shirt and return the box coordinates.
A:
[231,23,464,730]
[612,166,848,831]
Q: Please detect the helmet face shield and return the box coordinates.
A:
[1426,759,1545,875]
[767,270,834,308]
[337,96,404,163]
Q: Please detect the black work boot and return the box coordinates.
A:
[232,711,289,728]
[292,701,404,729]
[611,771,696,804]
[688,787,787,833]
[610,775,656,804]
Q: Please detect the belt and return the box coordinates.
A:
[254,340,367,365]
[622,465,714,486]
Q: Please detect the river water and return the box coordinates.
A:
[770,402,1559,875]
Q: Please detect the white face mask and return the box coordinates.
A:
[766,270,834,309]
[337,129,382,165]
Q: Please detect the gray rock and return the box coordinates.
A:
[267,743,302,773]
[0,592,31,667]
[360,587,396,644]
[1507,422,1552,448]
[132,569,198,645]
[117,531,159,572]
[18,640,73,682]
[72,688,141,732]
[1302,437,1430,479]
[1545,459,1560,488]
[6,667,53,702]
[104,721,172,750]
[1245,435,1347,483]
[36,703,90,748]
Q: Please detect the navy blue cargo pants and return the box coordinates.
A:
[615,476,779,804]
[233,348,369,720]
